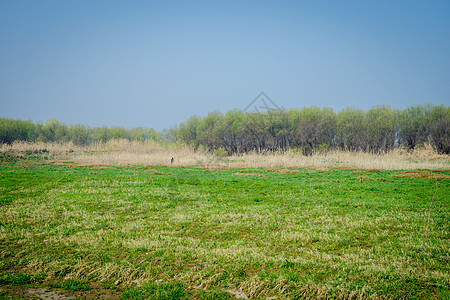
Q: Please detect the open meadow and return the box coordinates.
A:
[0,142,449,299]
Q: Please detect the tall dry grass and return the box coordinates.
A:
[235,144,449,170]
[0,140,82,156]
[0,139,211,166]
[1,140,449,170]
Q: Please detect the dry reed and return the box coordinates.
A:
[1,140,449,170]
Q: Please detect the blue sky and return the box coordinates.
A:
[1,0,449,130]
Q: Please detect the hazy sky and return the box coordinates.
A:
[1,1,449,130]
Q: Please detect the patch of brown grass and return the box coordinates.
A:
[356,176,376,183]
[390,170,450,180]
[274,169,299,174]
[52,162,71,166]
[137,165,161,169]
[356,175,386,182]
[239,169,260,173]
[333,166,363,171]
[144,170,171,175]
[203,166,229,171]
[352,169,383,174]
[232,173,266,177]
[67,163,108,168]
[311,167,331,173]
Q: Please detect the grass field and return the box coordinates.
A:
[0,149,449,299]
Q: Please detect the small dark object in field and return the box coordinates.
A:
[171,157,174,164]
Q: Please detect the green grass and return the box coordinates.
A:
[121,282,188,300]
[0,160,449,299]
[0,273,33,285]
[49,278,92,291]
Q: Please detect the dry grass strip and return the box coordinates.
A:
[365,168,382,173]
[390,170,450,180]
[356,176,386,182]
[203,166,229,171]
[352,169,382,174]
[67,164,108,168]
[333,166,363,171]
[144,170,171,175]
[311,167,331,173]
[232,173,266,177]
[137,165,161,169]
[274,169,299,174]
[239,169,260,173]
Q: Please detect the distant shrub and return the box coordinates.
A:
[213,147,228,158]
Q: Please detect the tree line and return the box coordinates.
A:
[0,118,161,145]
[1,104,449,154]
[174,104,449,154]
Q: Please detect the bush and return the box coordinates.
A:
[213,147,228,158]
